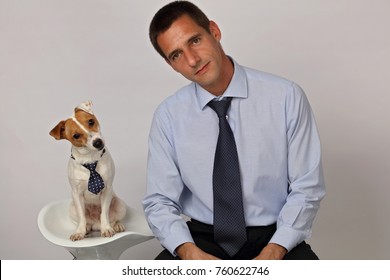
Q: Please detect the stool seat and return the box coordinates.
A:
[38,199,154,259]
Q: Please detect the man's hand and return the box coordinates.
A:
[176,242,220,260]
[253,243,287,260]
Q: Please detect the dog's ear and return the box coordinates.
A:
[49,120,66,140]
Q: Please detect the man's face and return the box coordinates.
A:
[157,15,226,94]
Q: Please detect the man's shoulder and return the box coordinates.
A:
[154,83,196,115]
[237,63,306,102]
[163,83,195,104]
[242,65,294,87]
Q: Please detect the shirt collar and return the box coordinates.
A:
[195,58,248,110]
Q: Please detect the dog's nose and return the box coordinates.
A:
[93,139,105,150]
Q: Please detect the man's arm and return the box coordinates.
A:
[143,106,195,255]
[267,83,326,252]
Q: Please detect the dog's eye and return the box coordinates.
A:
[88,119,95,126]
[73,133,80,140]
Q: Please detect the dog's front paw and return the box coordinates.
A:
[101,227,116,238]
[70,232,86,241]
[113,222,125,233]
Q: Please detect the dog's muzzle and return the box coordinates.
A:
[93,138,105,150]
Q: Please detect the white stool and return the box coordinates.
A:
[38,199,154,259]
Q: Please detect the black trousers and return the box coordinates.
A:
[155,219,319,260]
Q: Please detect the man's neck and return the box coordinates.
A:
[207,54,234,96]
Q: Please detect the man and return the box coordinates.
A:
[143,1,325,260]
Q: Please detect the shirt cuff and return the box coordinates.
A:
[162,228,195,256]
[268,226,310,252]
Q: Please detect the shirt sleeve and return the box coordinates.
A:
[142,104,194,255]
[269,83,326,251]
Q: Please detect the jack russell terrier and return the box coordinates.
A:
[50,101,126,241]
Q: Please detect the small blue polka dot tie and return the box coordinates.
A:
[208,97,247,257]
[83,161,105,195]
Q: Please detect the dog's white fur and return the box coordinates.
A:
[50,101,126,241]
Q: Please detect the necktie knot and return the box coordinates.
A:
[208,97,232,118]
[83,162,97,172]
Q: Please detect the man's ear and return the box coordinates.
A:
[49,120,66,140]
[209,20,222,41]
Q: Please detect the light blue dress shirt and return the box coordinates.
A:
[143,59,325,255]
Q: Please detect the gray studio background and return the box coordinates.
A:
[1,0,389,259]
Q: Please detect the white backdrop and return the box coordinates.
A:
[1,0,389,260]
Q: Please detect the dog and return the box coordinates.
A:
[49,101,126,241]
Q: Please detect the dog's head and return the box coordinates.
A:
[50,101,105,151]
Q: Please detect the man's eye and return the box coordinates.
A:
[171,52,181,61]
[73,133,80,140]
[88,119,95,126]
[192,37,201,45]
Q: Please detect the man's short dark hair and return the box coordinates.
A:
[149,1,211,59]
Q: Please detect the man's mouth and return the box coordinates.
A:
[195,62,210,75]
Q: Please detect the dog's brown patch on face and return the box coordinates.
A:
[49,109,101,147]
[62,111,100,147]
[74,109,100,133]
[63,119,88,147]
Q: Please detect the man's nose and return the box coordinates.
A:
[184,49,200,67]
